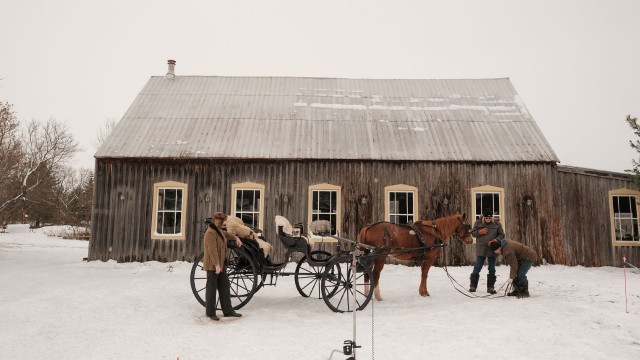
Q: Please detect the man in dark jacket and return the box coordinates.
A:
[489,239,538,298]
[203,212,244,320]
[469,208,505,294]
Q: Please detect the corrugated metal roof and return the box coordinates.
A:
[95,76,559,163]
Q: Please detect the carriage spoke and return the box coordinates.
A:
[190,248,258,311]
[321,255,373,313]
[295,250,332,299]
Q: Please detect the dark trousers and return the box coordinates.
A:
[205,269,233,316]
[471,256,497,276]
[515,260,533,287]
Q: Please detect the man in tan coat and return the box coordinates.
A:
[489,239,538,298]
[203,212,243,320]
[222,214,272,259]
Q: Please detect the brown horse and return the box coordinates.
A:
[358,213,473,300]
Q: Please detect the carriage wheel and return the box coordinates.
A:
[190,247,259,310]
[321,254,374,313]
[294,250,335,298]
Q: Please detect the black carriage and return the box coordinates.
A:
[189,219,376,313]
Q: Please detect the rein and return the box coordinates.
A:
[438,236,508,299]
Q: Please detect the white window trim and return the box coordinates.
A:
[609,188,640,247]
[384,184,419,224]
[151,181,188,240]
[471,185,506,230]
[307,183,341,242]
[231,182,265,230]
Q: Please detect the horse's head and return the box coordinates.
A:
[455,213,474,244]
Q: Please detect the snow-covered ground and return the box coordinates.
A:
[1,225,639,360]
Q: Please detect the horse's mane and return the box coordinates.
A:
[358,214,464,244]
[415,214,463,236]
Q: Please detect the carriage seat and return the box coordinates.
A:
[275,216,308,252]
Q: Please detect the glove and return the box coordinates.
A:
[478,228,489,235]
[507,278,513,284]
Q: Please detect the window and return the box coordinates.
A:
[385,184,418,224]
[610,189,640,246]
[231,182,265,230]
[471,185,505,228]
[151,181,188,240]
[308,183,341,240]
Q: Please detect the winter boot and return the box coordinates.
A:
[517,284,530,298]
[507,278,520,296]
[469,274,480,292]
[487,274,497,294]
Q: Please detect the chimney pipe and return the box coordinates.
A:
[165,59,176,79]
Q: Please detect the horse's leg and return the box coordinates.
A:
[419,253,438,297]
[371,257,386,301]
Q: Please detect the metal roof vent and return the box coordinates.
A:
[165,59,176,79]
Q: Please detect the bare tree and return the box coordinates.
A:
[41,165,93,236]
[0,117,79,216]
[93,118,117,150]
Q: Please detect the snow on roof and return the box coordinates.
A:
[96,76,559,163]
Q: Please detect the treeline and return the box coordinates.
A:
[0,101,92,235]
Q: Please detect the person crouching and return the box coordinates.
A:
[488,239,538,298]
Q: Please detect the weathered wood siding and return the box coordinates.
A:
[89,159,639,267]
[551,167,639,266]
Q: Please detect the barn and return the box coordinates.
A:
[90,60,640,267]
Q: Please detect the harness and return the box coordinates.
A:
[376,220,444,264]
[408,220,444,263]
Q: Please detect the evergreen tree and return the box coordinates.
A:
[625,114,640,187]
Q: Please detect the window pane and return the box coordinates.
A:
[163,212,176,234]
[313,191,319,212]
[253,190,261,213]
[235,188,262,229]
[389,193,397,213]
[241,213,255,228]
[164,189,177,210]
[319,191,331,212]
[493,193,500,216]
[156,212,164,233]
[235,190,243,212]
[397,193,407,213]
[241,190,253,211]
[311,189,338,235]
[175,211,182,234]
[613,195,639,241]
[475,192,500,219]
[154,186,185,236]
[157,189,164,210]
[388,191,414,225]
[175,190,182,211]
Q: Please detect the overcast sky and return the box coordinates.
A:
[1,0,639,172]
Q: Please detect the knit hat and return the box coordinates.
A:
[213,212,228,222]
[482,208,493,217]
[488,240,501,251]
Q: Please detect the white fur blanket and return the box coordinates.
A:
[275,215,293,236]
